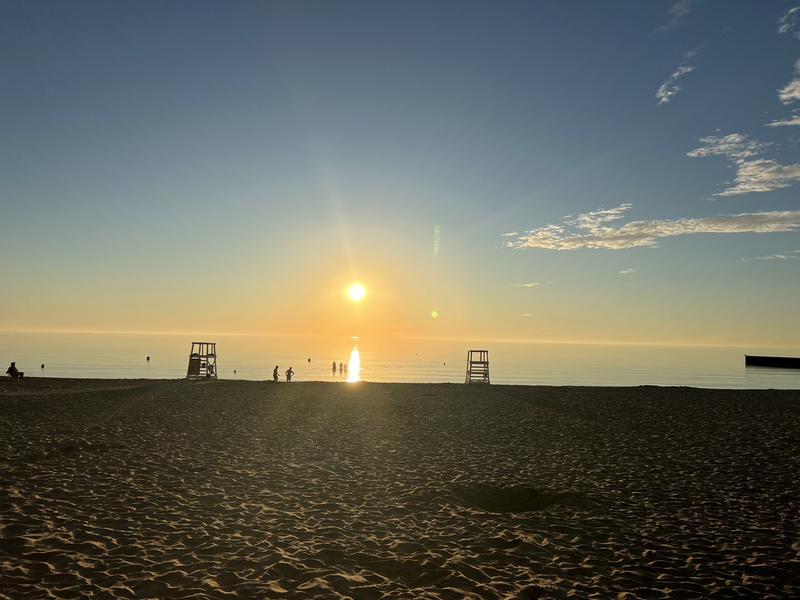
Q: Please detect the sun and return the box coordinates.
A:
[347,283,367,303]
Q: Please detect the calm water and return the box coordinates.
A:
[1,332,799,389]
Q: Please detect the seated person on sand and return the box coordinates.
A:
[6,362,24,378]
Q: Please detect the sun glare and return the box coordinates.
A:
[347,345,361,382]
[347,283,367,303]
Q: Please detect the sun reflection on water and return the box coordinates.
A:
[347,345,361,382]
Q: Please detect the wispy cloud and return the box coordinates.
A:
[687,133,768,161]
[656,0,694,32]
[510,281,552,288]
[779,59,800,105]
[740,250,800,262]
[779,7,800,38]
[505,204,800,251]
[619,268,638,275]
[684,46,702,59]
[656,63,696,105]
[766,114,800,127]
[687,133,800,195]
[519,313,534,317]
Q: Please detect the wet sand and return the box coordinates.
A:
[1,378,798,598]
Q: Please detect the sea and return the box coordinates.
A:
[2,331,800,389]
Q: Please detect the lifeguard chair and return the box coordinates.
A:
[465,350,490,384]
[186,342,217,379]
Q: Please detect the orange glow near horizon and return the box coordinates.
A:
[4,244,799,349]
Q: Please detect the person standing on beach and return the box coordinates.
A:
[285,367,294,382]
[273,365,279,383]
[332,361,337,375]
[339,361,344,374]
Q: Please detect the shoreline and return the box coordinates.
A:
[2,376,799,393]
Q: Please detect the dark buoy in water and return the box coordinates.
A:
[307,357,311,363]
[41,364,45,369]
[146,356,150,362]
[234,369,237,374]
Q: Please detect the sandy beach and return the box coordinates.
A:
[1,378,798,599]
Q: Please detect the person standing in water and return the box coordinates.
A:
[332,361,337,375]
[339,361,344,375]
[273,365,279,383]
[285,367,294,382]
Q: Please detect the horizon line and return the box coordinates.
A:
[0,328,797,350]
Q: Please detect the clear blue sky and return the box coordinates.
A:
[1,0,799,346]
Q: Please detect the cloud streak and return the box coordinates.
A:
[766,115,800,127]
[510,282,552,288]
[656,63,696,105]
[740,250,800,262]
[687,133,800,195]
[656,0,694,32]
[505,204,800,251]
[619,268,638,275]
[779,7,800,39]
[779,59,800,105]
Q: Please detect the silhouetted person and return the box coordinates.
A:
[273,365,279,383]
[41,364,45,370]
[339,362,344,374]
[286,367,294,382]
[344,362,348,373]
[6,362,23,378]
[307,357,311,363]
[146,356,150,362]
[332,361,337,374]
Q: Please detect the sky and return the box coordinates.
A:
[1,0,799,347]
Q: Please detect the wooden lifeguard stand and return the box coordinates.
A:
[465,350,490,384]
[186,342,217,379]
